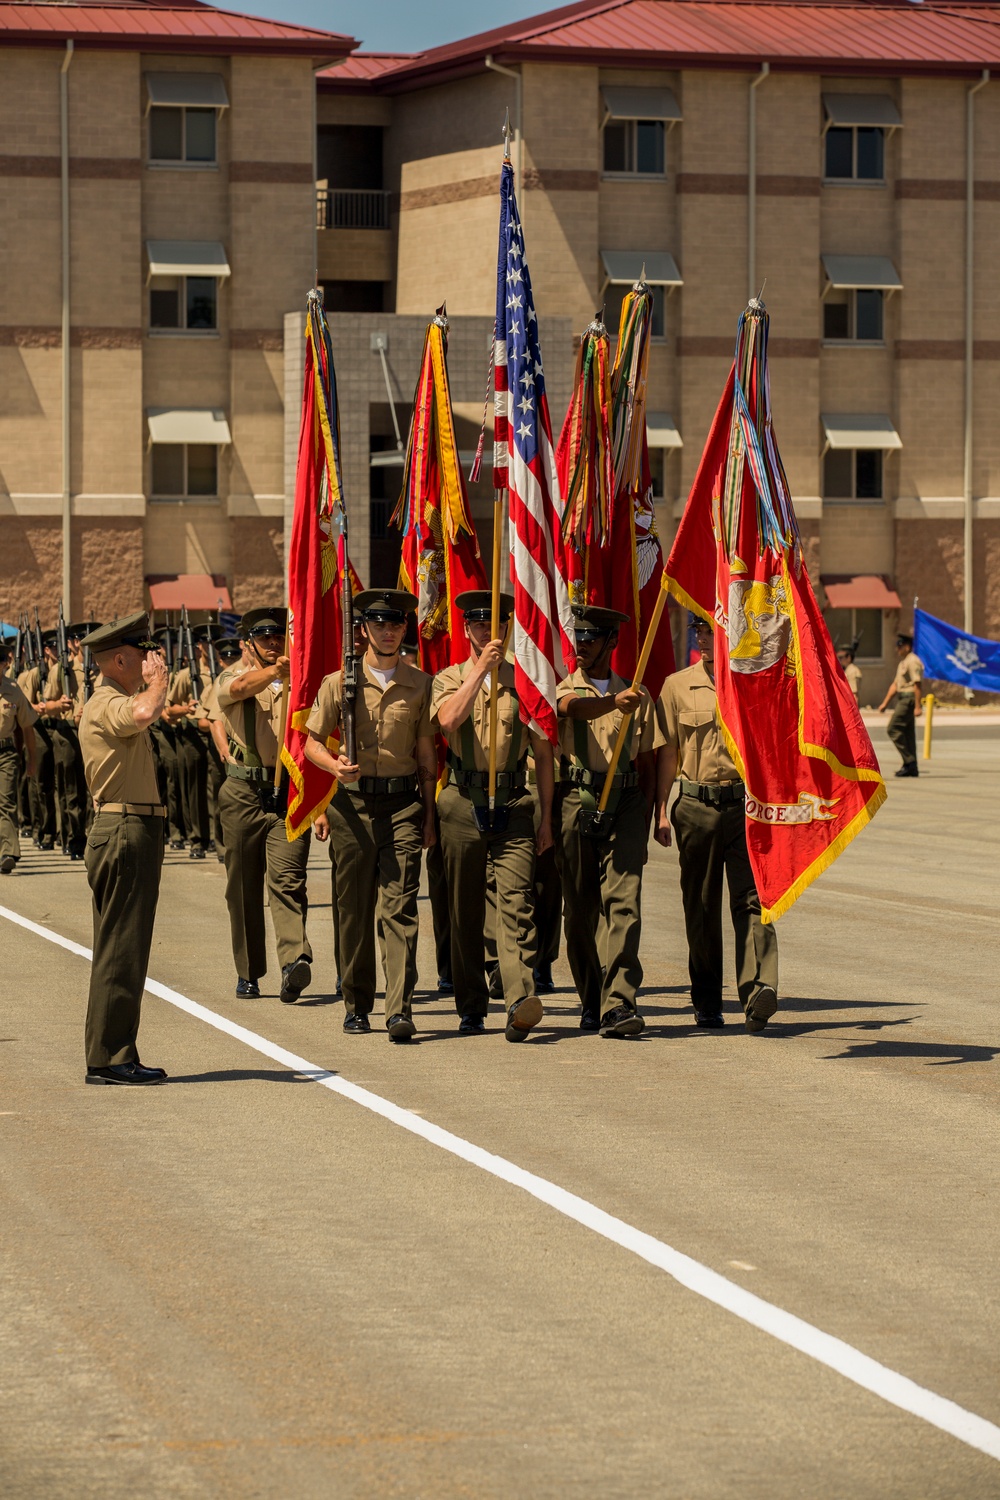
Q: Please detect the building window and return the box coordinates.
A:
[824,126,884,182]
[823,289,883,343]
[603,119,665,176]
[149,106,217,164]
[149,276,218,332]
[824,607,883,659]
[823,448,883,502]
[151,444,218,499]
[320,280,385,313]
[606,283,666,340]
[647,449,665,500]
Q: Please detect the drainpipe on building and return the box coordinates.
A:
[485,57,523,211]
[60,40,74,614]
[747,62,769,301]
[963,69,989,652]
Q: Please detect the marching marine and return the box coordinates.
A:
[556,605,656,1037]
[215,608,313,1002]
[0,641,37,874]
[304,589,437,1041]
[431,590,554,1040]
[879,632,924,778]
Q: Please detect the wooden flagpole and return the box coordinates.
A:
[592,574,669,818]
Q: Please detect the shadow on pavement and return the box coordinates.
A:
[824,1039,1000,1066]
[166,1067,337,1084]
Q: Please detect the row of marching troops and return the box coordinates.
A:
[8,582,788,1085]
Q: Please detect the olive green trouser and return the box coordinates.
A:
[204,734,225,852]
[887,693,917,767]
[218,776,312,982]
[175,724,209,849]
[84,811,164,1067]
[532,785,562,971]
[670,792,778,1016]
[437,783,538,1020]
[51,722,86,851]
[328,788,422,1021]
[0,743,21,861]
[152,724,186,842]
[425,830,452,984]
[556,785,646,1020]
[17,742,32,834]
[28,724,56,842]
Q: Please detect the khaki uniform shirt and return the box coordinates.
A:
[0,675,37,741]
[80,680,160,804]
[306,659,432,779]
[656,660,740,785]
[844,662,862,701]
[893,652,923,695]
[216,665,282,768]
[198,678,222,723]
[431,659,524,772]
[557,667,655,773]
[44,660,84,722]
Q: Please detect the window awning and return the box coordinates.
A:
[821,574,902,610]
[601,85,682,123]
[147,409,232,445]
[822,255,901,291]
[646,412,682,449]
[822,414,902,451]
[823,94,901,130]
[146,241,231,278]
[145,73,229,110]
[147,574,233,611]
[601,250,682,287]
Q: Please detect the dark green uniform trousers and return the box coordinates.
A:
[532,786,561,972]
[16,740,32,835]
[50,722,86,853]
[437,783,537,1020]
[152,724,186,842]
[84,811,164,1067]
[204,733,225,853]
[218,776,312,983]
[28,724,56,844]
[328,788,422,1022]
[556,785,646,1020]
[670,791,778,1016]
[425,833,452,985]
[887,693,917,768]
[0,742,21,861]
[175,724,209,851]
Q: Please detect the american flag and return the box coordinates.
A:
[493,156,574,744]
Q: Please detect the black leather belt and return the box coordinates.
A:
[679,779,745,805]
[452,768,527,791]
[562,764,638,791]
[225,762,274,785]
[0,737,15,751]
[349,775,417,796]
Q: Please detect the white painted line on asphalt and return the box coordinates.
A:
[4,899,1000,1464]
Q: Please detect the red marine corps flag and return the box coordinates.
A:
[667,299,885,921]
[281,289,362,838]
[393,306,487,673]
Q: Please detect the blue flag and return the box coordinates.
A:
[914,608,1000,693]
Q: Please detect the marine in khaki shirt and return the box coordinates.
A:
[430,590,554,1042]
[77,612,170,1084]
[43,648,88,857]
[0,650,38,871]
[654,615,778,1032]
[555,604,656,1038]
[304,589,436,1041]
[878,633,924,777]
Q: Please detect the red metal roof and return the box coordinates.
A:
[320,0,1000,89]
[147,573,232,610]
[822,575,902,610]
[0,2,357,58]
[322,53,414,86]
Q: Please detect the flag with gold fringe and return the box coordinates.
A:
[666,299,885,922]
[281,290,362,838]
[393,306,488,674]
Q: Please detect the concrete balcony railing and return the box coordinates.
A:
[316,188,391,231]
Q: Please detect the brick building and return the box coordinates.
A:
[317,0,1000,699]
[0,0,354,624]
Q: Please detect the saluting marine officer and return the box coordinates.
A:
[216,608,313,1003]
[0,642,37,874]
[432,590,554,1040]
[304,589,437,1042]
[654,616,779,1032]
[79,613,170,1084]
[556,605,656,1037]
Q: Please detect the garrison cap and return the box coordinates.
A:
[240,607,287,638]
[456,590,515,624]
[82,611,158,654]
[355,589,417,623]
[572,603,629,640]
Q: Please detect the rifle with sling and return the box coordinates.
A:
[56,601,69,698]
[180,605,204,711]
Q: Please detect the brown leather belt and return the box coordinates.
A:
[95,802,166,817]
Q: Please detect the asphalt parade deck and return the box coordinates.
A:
[2,720,999,1500]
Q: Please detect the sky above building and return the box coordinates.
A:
[219,1,546,51]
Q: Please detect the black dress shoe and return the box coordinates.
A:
[579,1009,600,1031]
[0,856,15,874]
[189,846,206,860]
[236,978,261,999]
[745,984,778,1034]
[600,1005,645,1038]
[279,957,312,1004]
[86,1063,166,1086]
[505,995,543,1042]
[458,1014,486,1035]
[169,839,186,850]
[533,964,555,994]
[343,1013,372,1034]
[694,1010,725,1028]
[895,763,919,778]
[387,1014,416,1042]
[438,977,455,995]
